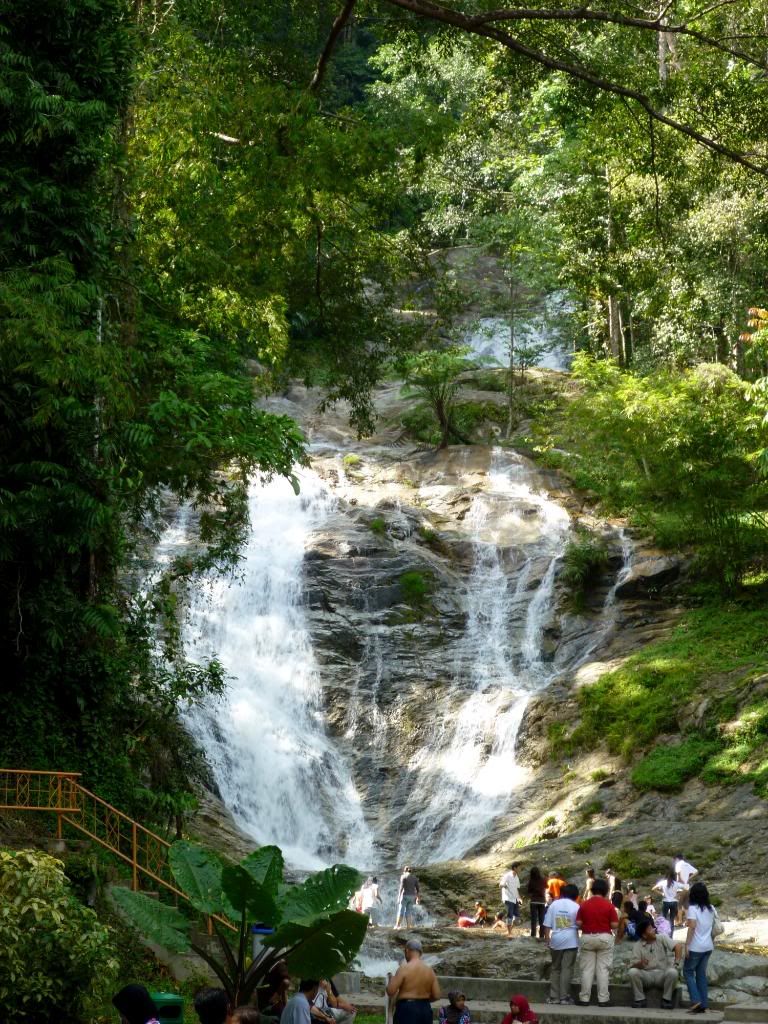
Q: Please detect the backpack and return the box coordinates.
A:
[655,914,672,938]
[711,908,725,939]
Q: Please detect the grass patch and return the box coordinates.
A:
[369,517,387,536]
[632,737,722,792]
[590,769,611,783]
[564,606,768,759]
[572,838,595,853]
[603,848,661,879]
[342,453,361,467]
[701,699,768,795]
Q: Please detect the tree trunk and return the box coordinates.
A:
[435,398,450,449]
[607,295,624,364]
[506,280,516,437]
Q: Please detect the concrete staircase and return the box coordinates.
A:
[337,973,757,1024]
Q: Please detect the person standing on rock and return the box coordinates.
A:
[361,876,383,927]
[543,882,580,1005]
[526,866,548,940]
[386,938,441,1024]
[683,881,715,1014]
[575,877,619,1006]
[395,866,420,929]
[674,853,698,927]
[500,862,522,935]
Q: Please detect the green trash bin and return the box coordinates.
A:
[150,991,184,1022]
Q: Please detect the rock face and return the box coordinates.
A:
[183,381,687,869]
[614,555,681,598]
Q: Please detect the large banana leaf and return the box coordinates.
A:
[222,863,279,922]
[276,864,361,925]
[169,840,233,917]
[240,846,284,895]
[111,887,190,954]
[270,909,368,977]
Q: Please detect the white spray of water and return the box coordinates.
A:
[179,470,374,871]
[397,451,571,862]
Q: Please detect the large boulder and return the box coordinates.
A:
[615,555,680,598]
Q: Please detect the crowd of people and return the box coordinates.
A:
[110,853,717,1024]
[481,852,716,1012]
[110,967,358,1024]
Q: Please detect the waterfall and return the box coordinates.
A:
[179,470,374,871]
[395,451,571,862]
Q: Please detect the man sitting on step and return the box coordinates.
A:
[627,916,684,1009]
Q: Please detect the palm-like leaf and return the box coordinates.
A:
[276,864,361,925]
[111,887,190,954]
[240,846,284,896]
[169,840,232,917]
[222,864,279,922]
[271,909,369,978]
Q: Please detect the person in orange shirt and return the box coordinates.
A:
[546,871,566,903]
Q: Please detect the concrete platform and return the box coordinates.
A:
[347,992,724,1024]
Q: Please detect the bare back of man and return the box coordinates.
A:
[389,958,440,1002]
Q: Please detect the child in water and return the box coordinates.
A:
[439,991,471,1024]
[502,995,538,1024]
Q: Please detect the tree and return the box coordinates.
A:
[400,347,474,448]
[111,841,367,1007]
[0,849,117,1023]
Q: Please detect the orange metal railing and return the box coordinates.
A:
[0,768,235,932]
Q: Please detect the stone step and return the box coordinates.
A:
[348,994,723,1024]
[721,1005,768,1023]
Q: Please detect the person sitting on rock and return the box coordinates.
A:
[438,991,471,1024]
[473,901,488,925]
[490,911,508,932]
[627,916,683,1009]
[502,995,538,1024]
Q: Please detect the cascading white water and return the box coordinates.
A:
[397,451,571,862]
[179,470,374,871]
[464,293,573,372]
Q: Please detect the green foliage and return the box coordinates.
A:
[343,454,362,467]
[632,738,722,792]
[572,838,595,854]
[700,699,768,795]
[602,849,661,880]
[399,347,474,449]
[565,606,768,759]
[399,570,433,608]
[561,532,610,608]
[112,840,366,1007]
[541,357,768,589]
[369,517,387,536]
[0,849,118,1023]
[590,770,610,783]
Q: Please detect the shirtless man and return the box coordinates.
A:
[386,939,441,1024]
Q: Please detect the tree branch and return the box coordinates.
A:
[309,0,359,93]
[378,0,768,175]
[452,4,767,70]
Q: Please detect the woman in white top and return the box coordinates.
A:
[653,871,686,932]
[683,881,715,1013]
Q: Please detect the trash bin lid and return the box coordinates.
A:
[150,991,184,1021]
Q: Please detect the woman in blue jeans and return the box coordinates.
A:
[683,881,715,1013]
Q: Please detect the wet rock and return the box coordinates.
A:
[615,555,681,597]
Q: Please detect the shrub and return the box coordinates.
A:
[543,815,557,827]
[399,570,433,607]
[602,848,659,879]
[342,453,361,467]
[590,769,610,783]
[632,737,721,792]
[0,849,117,1022]
[561,532,609,607]
[369,517,387,535]
[572,838,595,853]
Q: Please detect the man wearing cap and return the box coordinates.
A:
[386,939,440,1024]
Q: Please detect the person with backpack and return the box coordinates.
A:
[683,881,717,1014]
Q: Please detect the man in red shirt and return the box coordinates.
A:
[575,877,619,1006]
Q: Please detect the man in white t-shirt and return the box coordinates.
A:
[499,862,522,934]
[674,855,698,925]
[543,882,580,1005]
